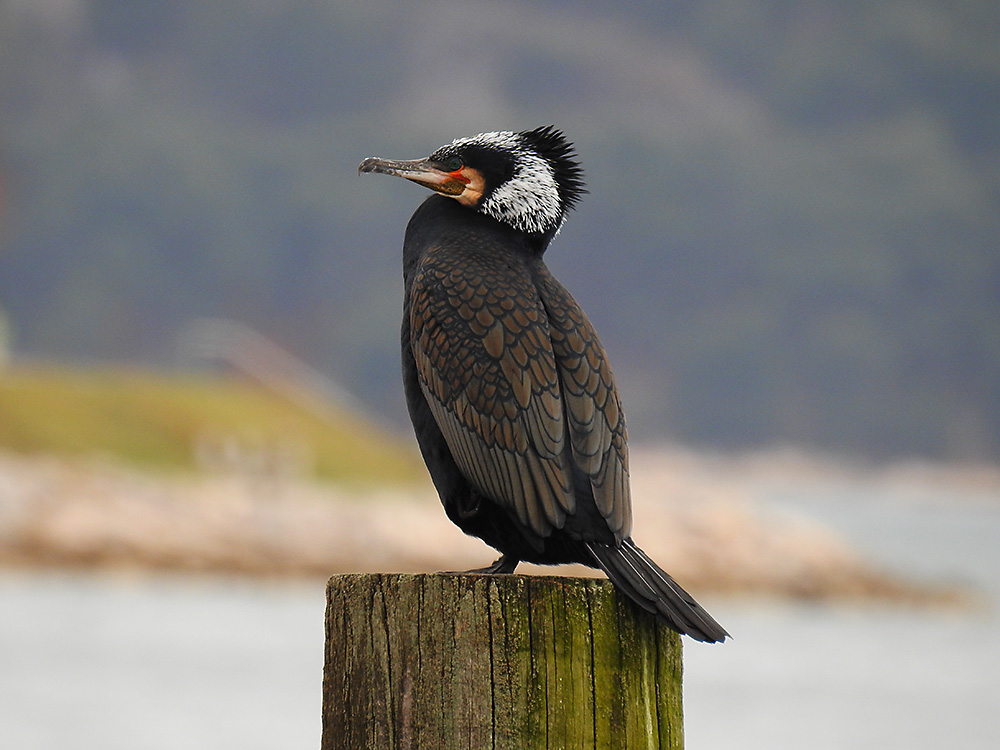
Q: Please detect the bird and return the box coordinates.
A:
[359,126,728,643]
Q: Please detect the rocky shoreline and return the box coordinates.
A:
[0,447,981,605]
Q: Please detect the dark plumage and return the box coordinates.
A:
[359,126,728,643]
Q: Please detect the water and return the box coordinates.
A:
[683,479,1000,750]
[0,576,326,750]
[1,485,998,750]
[684,601,998,749]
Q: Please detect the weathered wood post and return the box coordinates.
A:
[322,573,684,750]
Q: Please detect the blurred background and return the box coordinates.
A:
[0,1,998,749]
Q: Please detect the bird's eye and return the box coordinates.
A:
[443,157,464,172]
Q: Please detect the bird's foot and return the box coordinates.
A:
[456,554,520,575]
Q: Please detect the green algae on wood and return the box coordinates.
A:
[322,573,684,750]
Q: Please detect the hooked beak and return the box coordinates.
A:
[358,156,467,196]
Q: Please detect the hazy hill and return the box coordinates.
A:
[1,0,997,459]
[0,364,422,483]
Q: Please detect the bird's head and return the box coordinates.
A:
[359,126,586,236]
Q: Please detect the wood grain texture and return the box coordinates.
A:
[322,573,683,750]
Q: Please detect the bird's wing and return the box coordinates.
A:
[533,265,632,539]
[409,245,576,537]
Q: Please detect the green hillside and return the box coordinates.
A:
[1,0,998,459]
[0,365,424,484]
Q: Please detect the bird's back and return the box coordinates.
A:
[402,196,630,553]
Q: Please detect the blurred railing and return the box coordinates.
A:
[176,317,381,426]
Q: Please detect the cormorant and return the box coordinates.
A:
[359,126,728,643]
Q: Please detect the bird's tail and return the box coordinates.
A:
[586,539,729,643]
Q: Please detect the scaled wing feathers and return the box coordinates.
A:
[409,245,575,537]
[534,266,631,539]
[410,243,631,541]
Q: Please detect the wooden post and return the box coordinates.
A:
[322,573,684,750]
